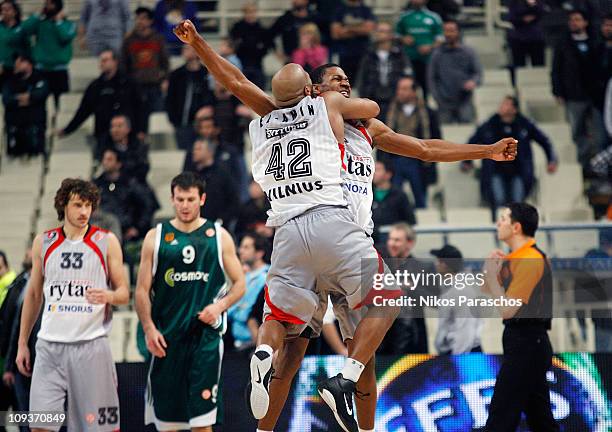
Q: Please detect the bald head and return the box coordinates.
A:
[271,63,312,107]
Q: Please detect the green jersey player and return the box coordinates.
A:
[135,172,245,432]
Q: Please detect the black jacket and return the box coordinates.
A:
[358,44,412,103]
[372,185,416,243]
[235,198,271,238]
[165,65,214,127]
[268,10,318,57]
[192,163,240,227]
[2,70,49,128]
[94,173,157,238]
[469,113,557,202]
[230,20,270,69]
[63,71,143,138]
[551,33,605,104]
[0,271,29,358]
[100,134,150,182]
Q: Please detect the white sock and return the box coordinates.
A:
[255,344,273,356]
[340,357,365,382]
[256,429,273,432]
[359,428,374,432]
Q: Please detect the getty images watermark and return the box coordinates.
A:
[370,268,523,309]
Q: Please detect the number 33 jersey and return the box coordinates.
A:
[39,225,112,343]
[249,96,347,227]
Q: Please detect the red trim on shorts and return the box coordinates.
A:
[338,142,347,170]
[43,228,65,269]
[356,125,373,147]
[264,285,306,325]
[353,250,403,309]
[83,226,108,278]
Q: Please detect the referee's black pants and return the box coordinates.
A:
[484,326,559,432]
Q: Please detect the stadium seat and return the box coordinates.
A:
[437,162,481,209]
[413,209,444,257]
[149,113,176,150]
[515,67,549,88]
[545,208,599,258]
[149,150,186,218]
[482,69,512,88]
[446,208,497,259]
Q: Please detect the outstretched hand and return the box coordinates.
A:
[173,19,198,44]
[490,137,518,162]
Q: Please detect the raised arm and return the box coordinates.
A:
[322,90,380,121]
[173,20,276,117]
[366,118,517,162]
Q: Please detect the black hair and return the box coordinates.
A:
[504,94,520,109]
[605,12,612,21]
[1,0,22,24]
[398,75,418,90]
[14,51,33,64]
[507,202,539,237]
[242,232,272,264]
[99,48,118,60]
[568,9,588,21]
[0,250,8,268]
[310,63,342,84]
[135,6,154,20]
[171,172,206,196]
[376,158,395,176]
[443,19,460,29]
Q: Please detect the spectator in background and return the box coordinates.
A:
[22,0,75,109]
[358,21,412,120]
[0,0,28,89]
[59,49,143,154]
[600,13,612,83]
[78,0,130,56]
[235,179,272,239]
[378,223,430,354]
[153,0,197,54]
[121,6,169,133]
[396,0,443,97]
[292,22,328,75]
[212,82,251,202]
[0,251,16,308]
[428,19,481,124]
[190,138,240,227]
[0,250,32,424]
[94,148,156,242]
[2,54,49,157]
[427,0,461,21]
[230,2,269,90]
[228,233,270,350]
[606,77,612,138]
[268,0,317,63]
[467,96,558,216]
[101,114,150,182]
[166,44,214,150]
[507,0,546,67]
[331,0,376,81]
[385,76,441,208]
[208,37,242,91]
[310,0,343,45]
[552,10,607,173]
[432,244,484,355]
[371,160,416,246]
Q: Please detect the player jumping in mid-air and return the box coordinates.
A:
[174,20,517,432]
[135,172,245,432]
[16,178,129,432]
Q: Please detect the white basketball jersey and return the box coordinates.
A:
[342,121,375,235]
[249,96,346,227]
[38,226,112,343]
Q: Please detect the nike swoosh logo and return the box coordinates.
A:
[255,367,262,385]
[345,394,353,416]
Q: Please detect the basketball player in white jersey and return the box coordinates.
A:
[15,178,129,432]
[174,20,518,432]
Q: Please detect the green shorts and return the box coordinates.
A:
[144,329,224,430]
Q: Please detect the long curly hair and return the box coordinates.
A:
[54,178,100,221]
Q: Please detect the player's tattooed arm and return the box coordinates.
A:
[366,118,518,162]
[173,19,276,117]
[16,234,44,376]
[198,228,245,325]
[135,228,167,357]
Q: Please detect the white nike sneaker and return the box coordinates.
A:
[246,349,274,419]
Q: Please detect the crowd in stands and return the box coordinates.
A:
[1,1,612,404]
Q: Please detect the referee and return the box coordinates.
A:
[483,203,559,432]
